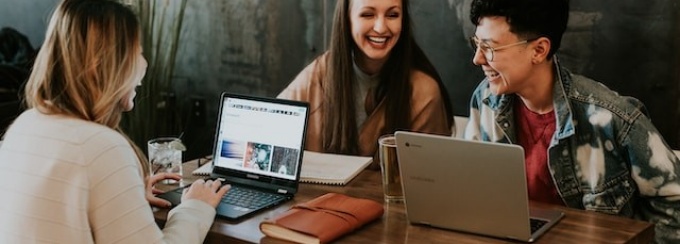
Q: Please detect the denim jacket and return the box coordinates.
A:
[464,58,680,243]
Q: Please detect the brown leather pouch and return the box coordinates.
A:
[260,193,384,244]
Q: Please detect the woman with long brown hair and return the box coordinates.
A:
[279,0,453,165]
[0,0,229,242]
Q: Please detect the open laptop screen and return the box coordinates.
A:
[212,94,308,181]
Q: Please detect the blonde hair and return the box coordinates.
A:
[25,0,150,177]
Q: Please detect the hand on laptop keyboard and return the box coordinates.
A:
[182,178,231,208]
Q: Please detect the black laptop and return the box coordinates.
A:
[158,92,309,220]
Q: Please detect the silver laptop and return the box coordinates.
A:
[158,92,309,220]
[395,131,564,242]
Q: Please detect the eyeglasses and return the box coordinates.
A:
[469,36,538,62]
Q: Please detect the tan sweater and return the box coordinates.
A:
[0,109,215,243]
[278,54,451,161]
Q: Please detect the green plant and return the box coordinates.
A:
[118,0,188,151]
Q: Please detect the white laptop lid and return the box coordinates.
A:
[395,131,563,242]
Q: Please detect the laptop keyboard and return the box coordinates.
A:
[530,218,548,233]
[221,186,286,209]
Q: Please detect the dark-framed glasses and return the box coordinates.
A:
[469,36,538,62]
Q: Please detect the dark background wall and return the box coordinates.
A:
[1,0,678,160]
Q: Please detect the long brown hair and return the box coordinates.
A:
[25,0,150,177]
[322,0,453,154]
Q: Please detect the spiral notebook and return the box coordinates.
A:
[299,151,372,185]
[192,161,213,176]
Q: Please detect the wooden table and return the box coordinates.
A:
[154,159,655,244]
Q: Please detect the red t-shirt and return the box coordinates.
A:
[515,101,563,205]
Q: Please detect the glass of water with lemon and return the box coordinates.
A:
[147,137,187,184]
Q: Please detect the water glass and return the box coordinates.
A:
[148,137,183,184]
[378,134,403,203]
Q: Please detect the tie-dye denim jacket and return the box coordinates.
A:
[464,59,680,243]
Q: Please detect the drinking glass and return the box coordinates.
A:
[148,137,184,184]
[378,134,403,203]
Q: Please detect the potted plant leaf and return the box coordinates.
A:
[117,0,187,151]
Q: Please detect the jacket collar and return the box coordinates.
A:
[482,57,576,141]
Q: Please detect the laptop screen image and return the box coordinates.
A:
[395,131,563,242]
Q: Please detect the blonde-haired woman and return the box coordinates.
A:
[0,0,229,243]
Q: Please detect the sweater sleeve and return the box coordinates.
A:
[409,70,451,136]
[87,134,215,244]
[277,57,320,101]
[162,200,216,243]
[277,55,327,153]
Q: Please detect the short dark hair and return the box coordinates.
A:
[469,0,569,58]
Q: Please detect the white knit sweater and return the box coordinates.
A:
[0,109,215,243]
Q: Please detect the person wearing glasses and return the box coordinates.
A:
[278,0,453,166]
[463,0,680,243]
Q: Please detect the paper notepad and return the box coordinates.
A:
[192,161,213,176]
[300,151,372,185]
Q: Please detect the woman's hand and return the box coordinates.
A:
[182,179,231,208]
[145,172,182,208]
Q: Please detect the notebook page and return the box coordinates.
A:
[300,151,372,185]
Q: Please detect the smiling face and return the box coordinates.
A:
[349,0,402,73]
[120,43,147,111]
[472,16,535,95]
